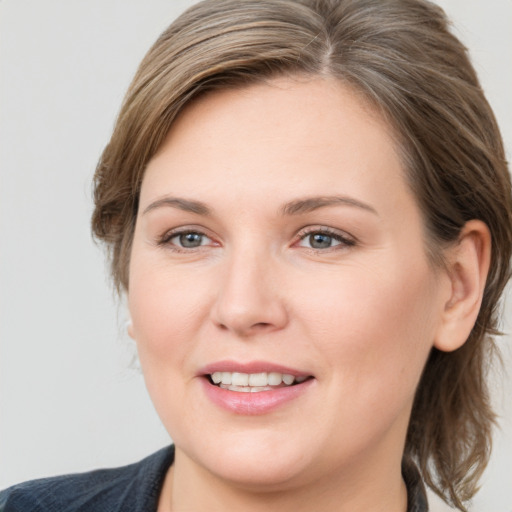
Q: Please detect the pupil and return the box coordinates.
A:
[180,233,202,247]
[310,233,332,249]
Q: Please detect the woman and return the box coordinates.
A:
[1,0,510,510]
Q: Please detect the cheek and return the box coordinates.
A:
[296,257,439,402]
[129,257,208,336]
[127,257,212,384]
[127,261,213,431]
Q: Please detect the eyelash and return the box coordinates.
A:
[295,226,356,252]
[157,228,216,253]
[157,226,356,253]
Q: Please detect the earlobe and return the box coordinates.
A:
[127,320,135,340]
[434,220,491,352]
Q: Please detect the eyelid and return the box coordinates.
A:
[154,224,356,252]
[157,225,218,249]
[294,226,357,249]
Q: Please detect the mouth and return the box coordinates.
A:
[199,362,315,414]
[206,371,311,393]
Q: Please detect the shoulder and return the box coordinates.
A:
[0,445,174,512]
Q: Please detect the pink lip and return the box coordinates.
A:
[198,360,314,416]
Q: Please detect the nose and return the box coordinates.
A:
[211,246,289,337]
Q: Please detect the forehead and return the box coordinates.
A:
[141,76,409,215]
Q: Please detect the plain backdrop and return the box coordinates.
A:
[1,1,511,511]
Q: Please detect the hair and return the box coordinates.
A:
[91,0,512,509]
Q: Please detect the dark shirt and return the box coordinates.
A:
[0,446,429,511]
[0,447,174,512]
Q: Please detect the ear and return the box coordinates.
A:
[127,320,135,340]
[434,220,491,352]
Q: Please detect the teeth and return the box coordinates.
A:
[210,371,308,390]
[248,373,267,386]
[221,372,232,385]
[231,372,249,386]
[268,372,282,385]
[282,374,294,385]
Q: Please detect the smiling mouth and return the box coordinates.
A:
[206,371,311,393]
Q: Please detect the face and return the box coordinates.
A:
[128,77,450,490]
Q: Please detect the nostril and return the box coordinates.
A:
[252,322,272,329]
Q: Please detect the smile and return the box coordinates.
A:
[209,371,309,392]
[199,361,315,414]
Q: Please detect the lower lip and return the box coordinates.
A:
[200,378,314,415]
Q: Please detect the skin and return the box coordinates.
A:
[127,77,490,511]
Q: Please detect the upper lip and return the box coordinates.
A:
[198,360,312,378]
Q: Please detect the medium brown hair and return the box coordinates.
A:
[92,0,512,508]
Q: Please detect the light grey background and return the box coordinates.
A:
[1,1,510,511]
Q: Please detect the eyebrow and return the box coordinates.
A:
[281,196,378,216]
[142,194,378,217]
[143,197,211,216]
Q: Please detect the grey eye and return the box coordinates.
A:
[177,232,206,248]
[297,230,351,250]
[308,233,337,249]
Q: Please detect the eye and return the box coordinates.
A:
[303,233,339,249]
[296,228,355,250]
[160,229,214,250]
[174,232,209,248]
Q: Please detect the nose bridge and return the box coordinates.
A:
[212,239,288,336]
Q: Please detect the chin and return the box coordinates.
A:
[178,429,317,490]
[209,456,311,491]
